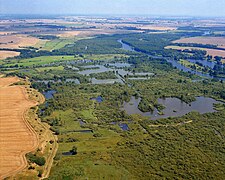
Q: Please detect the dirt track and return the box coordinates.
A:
[0,77,39,179]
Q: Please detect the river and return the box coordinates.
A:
[118,39,225,81]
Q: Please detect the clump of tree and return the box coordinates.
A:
[26,153,46,166]
[70,146,78,155]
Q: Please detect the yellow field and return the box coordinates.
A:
[166,45,225,58]
[0,51,20,60]
[138,25,177,31]
[0,77,38,179]
[0,35,41,49]
[173,37,225,48]
[58,29,131,38]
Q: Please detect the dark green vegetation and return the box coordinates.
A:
[1,28,225,179]
[26,153,46,166]
[90,71,118,80]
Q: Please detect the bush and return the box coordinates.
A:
[26,153,46,166]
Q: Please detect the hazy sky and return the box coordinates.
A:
[1,0,225,17]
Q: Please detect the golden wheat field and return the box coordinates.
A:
[0,77,39,179]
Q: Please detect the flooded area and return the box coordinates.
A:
[76,63,152,84]
[122,96,223,120]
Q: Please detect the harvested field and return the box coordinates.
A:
[173,37,225,48]
[58,29,133,38]
[0,77,38,179]
[0,51,20,60]
[138,25,177,31]
[0,32,15,35]
[0,35,40,49]
[165,45,225,58]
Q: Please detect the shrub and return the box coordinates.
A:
[26,153,46,166]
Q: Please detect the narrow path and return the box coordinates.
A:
[149,120,193,128]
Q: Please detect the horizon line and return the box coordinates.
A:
[1,13,225,19]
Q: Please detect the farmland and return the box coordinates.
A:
[0,77,38,179]
[165,45,225,58]
[1,14,225,179]
[34,38,79,51]
[173,36,225,48]
[2,54,128,67]
[0,35,41,49]
[0,50,20,60]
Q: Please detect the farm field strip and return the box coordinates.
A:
[0,77,38,179]
[173,36,225,48]
[0,35,41,49]
[0,51,20,60]
[165,45,225,58]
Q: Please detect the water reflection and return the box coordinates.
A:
[90,96,104,103]
[78,65,113,75]
[122,96,223,120]
[91,78,124,84]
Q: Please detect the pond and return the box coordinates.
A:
[91,78,124,85]
[78,65,113,75]
[106,62,131,68]
[62,152,74,156]
[119,123,129,131]
[128,77,149,80]
[90,96,104,103]
[43,90,56,100]
[122,96,223,120]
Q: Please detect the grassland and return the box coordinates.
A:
[179,59,203,71]
[36,66,64,72]
[34,38,79,51]
[3,54,129,67]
